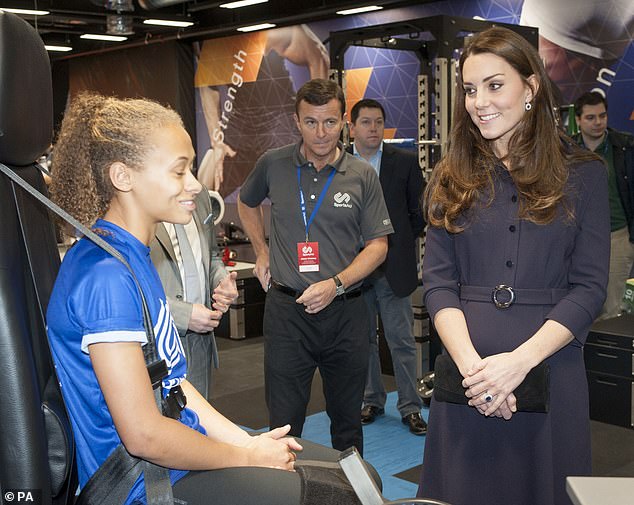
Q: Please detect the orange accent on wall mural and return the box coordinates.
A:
[195,31,267,87]
[383,128,397,140]
[344,67,372,115]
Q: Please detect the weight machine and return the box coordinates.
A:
[328,15,538,178]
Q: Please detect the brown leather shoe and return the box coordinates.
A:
[360,405,384,425]
[402,412,427,435]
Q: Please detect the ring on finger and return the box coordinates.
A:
[483,391,493,403]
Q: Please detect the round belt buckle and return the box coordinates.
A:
[491,285,515,309]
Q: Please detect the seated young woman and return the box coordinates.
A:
[46,93,346,504]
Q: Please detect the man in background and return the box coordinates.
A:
[574,91,634,319]
[348,99,427,435]
[238,79,392,454]
[151,189,238,399]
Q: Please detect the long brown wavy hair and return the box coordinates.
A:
[425,26,599,232]
[50,93,183,231]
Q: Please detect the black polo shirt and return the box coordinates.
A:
[240,142,393,291]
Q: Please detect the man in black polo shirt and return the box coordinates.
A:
[238,79,393,453]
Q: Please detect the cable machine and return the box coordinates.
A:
[328,15,538,179]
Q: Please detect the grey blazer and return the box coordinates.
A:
[149,189,227,365]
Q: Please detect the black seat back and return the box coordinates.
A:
[0,11,76,505]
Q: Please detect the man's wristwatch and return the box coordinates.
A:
[333,275,345,296]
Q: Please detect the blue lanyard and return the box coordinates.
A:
[297,165,336,242]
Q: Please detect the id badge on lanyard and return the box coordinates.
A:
[298,241,319,272]
[297,166,335,273]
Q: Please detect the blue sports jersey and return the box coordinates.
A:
[47,219,205,504]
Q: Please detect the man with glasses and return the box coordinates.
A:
[238,79,393,454]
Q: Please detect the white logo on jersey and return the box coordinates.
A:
[333,192,352,208]
[155,299,184,389]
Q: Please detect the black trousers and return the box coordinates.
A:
[172,439,335,504]
[263,288,370,454]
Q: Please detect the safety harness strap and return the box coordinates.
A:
[74,446,142,505]
[1,162,177,505]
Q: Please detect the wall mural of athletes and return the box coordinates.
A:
[195,0,633,199]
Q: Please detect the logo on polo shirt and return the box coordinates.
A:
[333,192,353,208]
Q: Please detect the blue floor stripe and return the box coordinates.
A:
[300,392,429,501]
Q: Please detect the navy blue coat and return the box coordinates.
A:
[419,160,610,505]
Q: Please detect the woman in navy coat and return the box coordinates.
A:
[417,27,610,505]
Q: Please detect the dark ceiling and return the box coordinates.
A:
[4,0,425,59]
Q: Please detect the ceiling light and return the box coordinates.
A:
[45,44,73,52]
[0,8,50,15]
[220,0,268,8]
[237,22,275,32]
[336,5,383,15]
[144,19,194,27]
[80,33,128,42]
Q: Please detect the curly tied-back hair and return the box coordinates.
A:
[50,93,183,229]
[425,26,597,232]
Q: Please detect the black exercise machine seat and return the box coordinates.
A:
[0,11,77,505]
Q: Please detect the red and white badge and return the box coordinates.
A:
[297,241,319,272]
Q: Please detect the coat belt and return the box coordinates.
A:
[460,284,568,309]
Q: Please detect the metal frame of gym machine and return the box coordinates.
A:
[328,14,538,178]
[327,15,538,374]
